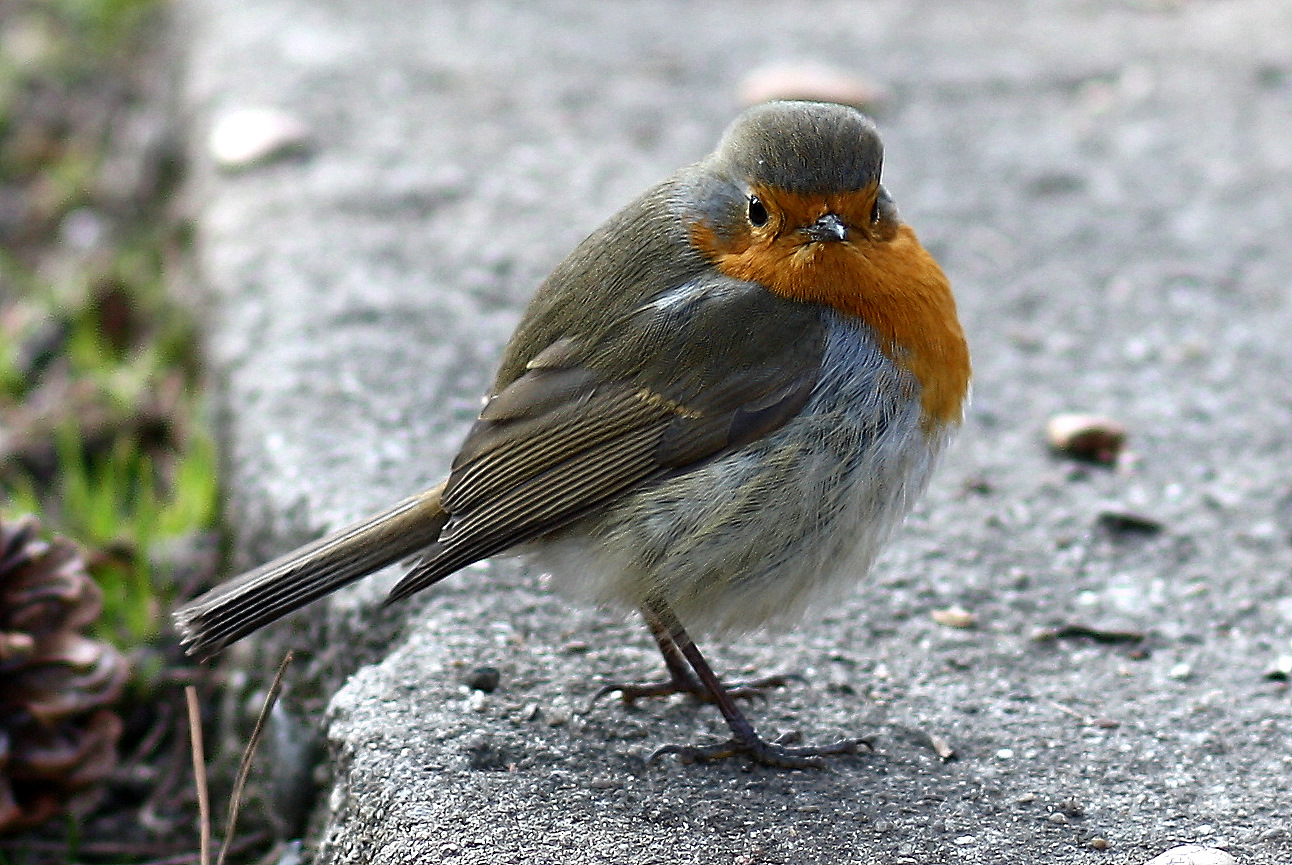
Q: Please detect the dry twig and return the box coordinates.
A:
[217,652,294,865]
[185,685,211,865]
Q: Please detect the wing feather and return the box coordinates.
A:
[385,277,830,604]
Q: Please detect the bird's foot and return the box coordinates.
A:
[649,730,872,769]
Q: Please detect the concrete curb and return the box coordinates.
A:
[181,1,1292,862]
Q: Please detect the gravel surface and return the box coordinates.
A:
[180,1,1292,862]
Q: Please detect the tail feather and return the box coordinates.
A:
[174,483,449,659]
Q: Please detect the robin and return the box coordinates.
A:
[176,100,970,768]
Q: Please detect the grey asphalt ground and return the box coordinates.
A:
[179,1,1292,863]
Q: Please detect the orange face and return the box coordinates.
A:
[690,182,970,430]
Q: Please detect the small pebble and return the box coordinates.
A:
[1047,812,1069,825]
[1046,413,1127,464]
[1168,662,1193,681]
[545,704,571,727]
[739,63,888,110]
[1265,655,1292,680]
[467,690,487,712]
[928,733,956,760]
[464,665,501,693]
[210,107,311,170]
[1142,845,1236,865]
[932,606,977,629]
[1091,837,1109,851]
[995,748,1014,760]
[1096,509,1165,537]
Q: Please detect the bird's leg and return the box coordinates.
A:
[589,604,796,707]
[640,598,868,769]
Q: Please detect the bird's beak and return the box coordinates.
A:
[803,213,848,243]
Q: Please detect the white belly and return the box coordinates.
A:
[531,312,955,634]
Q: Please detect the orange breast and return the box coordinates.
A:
[691,209,970,431]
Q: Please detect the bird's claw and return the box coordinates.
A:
[648,731,872,770]
[724,672,806,701]
[588,680,686,710]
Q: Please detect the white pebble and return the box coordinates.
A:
[1045,413,1127,464]
[931,606,977,629]
[210,107,311,170]
[1143,845,1237,865]
[738,63,887,109]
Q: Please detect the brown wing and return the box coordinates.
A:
[384,276,827,603]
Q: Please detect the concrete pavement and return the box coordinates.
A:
[179,1,1292,862]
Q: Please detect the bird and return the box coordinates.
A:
[174,100,970,769]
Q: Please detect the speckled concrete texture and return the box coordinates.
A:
[179,1,1292,862]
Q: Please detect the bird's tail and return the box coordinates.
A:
[174,483,449,660]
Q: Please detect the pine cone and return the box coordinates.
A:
[0,515,130,834]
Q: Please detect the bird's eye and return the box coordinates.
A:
[870,199,882,226]
[748,196,769,227]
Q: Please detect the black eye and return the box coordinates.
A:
[870,199,881,225]
[747,196,769,227]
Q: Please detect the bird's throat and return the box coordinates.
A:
[691,222,970,430]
